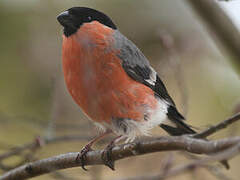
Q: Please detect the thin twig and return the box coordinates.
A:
[0,135,92,161]
[153,142,240,180]
[157,30,189,116]
[193,112,240,138]
[179,151,232,180]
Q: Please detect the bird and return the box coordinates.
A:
[57,7,196,170]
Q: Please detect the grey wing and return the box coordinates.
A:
[112,31,198,135]
[113,30,175,106]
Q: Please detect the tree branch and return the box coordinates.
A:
[0,135,92,161]
[193,112,240,138]
[1,136,240,180]
[0,113,239,178]
[117,141,240,180]
[186,0,240,70]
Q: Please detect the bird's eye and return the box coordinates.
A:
[88,16,92,21]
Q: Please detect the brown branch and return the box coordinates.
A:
[179,152,232,180]
[193,112,240,138]
[1,136,240,180]
[186,0,240,70]
[117,142,240,180]
[157,30,189,116]
[158,142,240,179]
[0,113,239,178]
[0,135,92,162]
[203,165,233,180]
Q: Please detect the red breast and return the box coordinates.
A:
[62,21,157,124]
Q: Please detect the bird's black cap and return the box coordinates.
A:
[57,7,117,37]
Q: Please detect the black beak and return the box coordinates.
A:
[57,11,70,27]
[57,10,78,37]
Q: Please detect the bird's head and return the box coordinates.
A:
[57,7,117,37]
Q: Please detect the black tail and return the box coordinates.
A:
[160,105,196,136]
[161,106,230,169]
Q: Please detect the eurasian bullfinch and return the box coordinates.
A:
[57,7,195,170]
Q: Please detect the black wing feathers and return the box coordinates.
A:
[166,106,195,135]
[117,32,175,106]
[153,76,175,106]
[115,31,195,135]
[122,62,175,106]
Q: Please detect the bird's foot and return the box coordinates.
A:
[101,142,115,170]
[76,144,93,171]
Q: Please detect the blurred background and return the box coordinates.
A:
[0,0,240,179]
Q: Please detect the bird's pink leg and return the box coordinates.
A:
[76,129,113,171]
[101,135,126,170]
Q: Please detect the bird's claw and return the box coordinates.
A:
[101,143,115,170]
[76,144,93,171]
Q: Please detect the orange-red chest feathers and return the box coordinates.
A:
[62,21,157,124]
